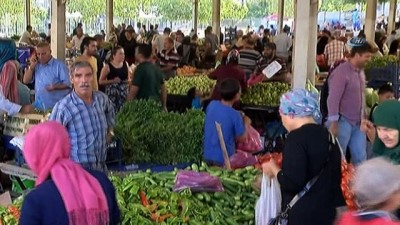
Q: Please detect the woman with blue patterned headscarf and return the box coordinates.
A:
[262,88,344,225]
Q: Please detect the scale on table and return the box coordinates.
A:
[262,60,282,79]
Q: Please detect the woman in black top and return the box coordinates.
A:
[262,89,344,225]
[118,25,137,65]
[99,46,131,113]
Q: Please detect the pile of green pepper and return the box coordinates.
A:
[115,99,205,164]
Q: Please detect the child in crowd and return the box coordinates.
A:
[187,87,202,109]
[203,78,249,166]
[369,83,394,121]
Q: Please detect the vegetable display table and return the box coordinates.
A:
[167,94,191,113]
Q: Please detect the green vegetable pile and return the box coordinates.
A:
[365,55,398,71]
[110,162,260,225]
[241,82,291,106]
[115,99,205,164]
[0,196,23,225]
[365,88,379,109]
[166,76,216,96]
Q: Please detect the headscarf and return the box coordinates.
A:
[227,49,240,64]
[0,38,16,71]
[24,121,109,225]
[0,39,19,103]
[372,100,400,163]
[279,88,322,124]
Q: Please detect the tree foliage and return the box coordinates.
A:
[320,0,356,12]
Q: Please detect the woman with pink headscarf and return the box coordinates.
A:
[19,121,120,225]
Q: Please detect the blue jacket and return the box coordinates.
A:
[20,170,120,225]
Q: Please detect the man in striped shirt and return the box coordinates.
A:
[324,33,346,67]
[158,37,180,80]
[238,35,262,80]
[50,61,115,172]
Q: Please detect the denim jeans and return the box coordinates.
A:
[327,117,367,165]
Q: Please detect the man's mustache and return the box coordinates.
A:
[80,83,90,88]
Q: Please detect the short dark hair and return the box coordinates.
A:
[264,42,276,50]
[108,45,124,62]
[94,34,104,41]
[27,25,32,30]
[163,27,171,34]
[378,84,394,95]
[80,36,96,54]
[136,45,152,59]
[220,78,241,101]
[350,42,373,57]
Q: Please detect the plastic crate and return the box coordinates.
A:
[11,176,35,193]
[106,139,123,167]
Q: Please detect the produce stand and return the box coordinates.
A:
[242,104,285,152]
[0,161,36,195]
[242,104,280,129]
[365,56,400,98]
[167,94,191,113]
[108,162,192,173]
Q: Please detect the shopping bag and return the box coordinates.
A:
[173,171,224,193]
[255,174,282,225]
[237,125,263,153]
[230,150,258,169]
[247,74,264,86]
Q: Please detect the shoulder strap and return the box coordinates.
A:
[282,131,336,214]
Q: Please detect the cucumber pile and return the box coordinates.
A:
[0,164,261,224]
[110,162,261,225]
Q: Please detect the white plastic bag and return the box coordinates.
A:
[255,174,282,225]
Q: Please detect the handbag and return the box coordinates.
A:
[268,132,336,225]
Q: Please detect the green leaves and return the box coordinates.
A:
[365,55,398,71]
[115,99,205,165]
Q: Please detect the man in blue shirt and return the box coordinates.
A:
[23,42,71,111]
[50,61,115,172]
[204,78,248,166]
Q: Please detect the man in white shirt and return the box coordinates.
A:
[274,26,292,62]
[19,25,33,45]
[153,27,171,54]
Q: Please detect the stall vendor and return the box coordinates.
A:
[251,43,288,84]
[158,37,180,80]
[50,61,115,172]
[208,49,247,110]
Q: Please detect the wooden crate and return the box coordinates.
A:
[3,113,49,137]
